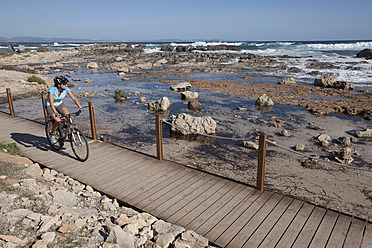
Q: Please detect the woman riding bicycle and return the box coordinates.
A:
[45,76,82,143]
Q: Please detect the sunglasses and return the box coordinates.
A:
[61,82,68,85]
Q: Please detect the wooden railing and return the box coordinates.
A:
[4,88,268,191]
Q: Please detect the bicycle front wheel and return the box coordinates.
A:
[70,127,89,162]
[45,120,63,150]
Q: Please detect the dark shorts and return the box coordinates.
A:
[46,102,67,116]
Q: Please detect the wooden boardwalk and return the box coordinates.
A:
[0,111,371,248]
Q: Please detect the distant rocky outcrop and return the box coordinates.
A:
[356,48,372,59]
[278,77,296,85]
[314,76,354,91]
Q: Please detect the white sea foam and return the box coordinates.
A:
[306,41,372,50]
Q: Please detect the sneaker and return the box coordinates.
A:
[50,134,58,144]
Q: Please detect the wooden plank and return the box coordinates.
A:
[140,170,207,212]
[149,174,214,216]
[291,206,327,248]
[274,202,315,248]
[308,209,339,248]
[242,196,293,248]
[104,160,182,196]
[91,159,168,195]
[86,154,153,182]
[125,168,194,205]
[185,183,246,232]
[177,181,237,228]
[156,176,221,221]
[227,193,283,248]
[195,186,255,236]
[361,222,372,248]
[257,199,304,248]
[205,189,263,243]
[322,213,351,248]
[166,179,229,224]
[343,218,366,248]
[214,191,274,247]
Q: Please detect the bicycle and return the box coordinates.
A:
[45,110,89,162]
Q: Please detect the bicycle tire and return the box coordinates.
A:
[70,127,89,162]
[45,120,64,150]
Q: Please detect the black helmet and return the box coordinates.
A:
[54,76,69,87]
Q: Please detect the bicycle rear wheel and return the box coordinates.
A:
[45,120,64,150]
[70,127,89,162]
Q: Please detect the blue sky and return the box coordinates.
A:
[1,0,371,41]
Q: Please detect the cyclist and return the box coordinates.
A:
[45,76,83,143]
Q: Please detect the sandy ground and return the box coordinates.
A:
[1,49,372,221]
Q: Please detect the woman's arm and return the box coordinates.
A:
[68,91,82,109]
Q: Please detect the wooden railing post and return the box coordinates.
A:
[88,102,97,140]
[155,114,163,160]
[41,94,48,123]
[6,88,15,116]
[257,133,267,191]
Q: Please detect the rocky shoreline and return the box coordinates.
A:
[0,150,216,248]
[1,43,371,118]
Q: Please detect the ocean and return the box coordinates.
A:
[1,39,372,89]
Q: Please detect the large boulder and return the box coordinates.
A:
[169,113,216,135]
[255,94,274,107]
[356,48,372,59]
[148,97,170,112]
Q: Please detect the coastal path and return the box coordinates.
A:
[0,111,371,248]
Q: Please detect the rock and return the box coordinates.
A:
[314,75,354,90]
[338,137,351,146]
[237,107,247,111]
[188,101,202,115]
[335,147,354,165]
[139,97,146,103]
[87,62,98,69]
[296,144,306,151]
[356,48,372,59]
[278,77,296,85]
[175,230,209,248]
[154,233,175,247]
[133,62,152,70]
[152,220,185,236]
[314,75,337,87]
[170,82,192,92]
[51,189,77,207]
[355,129,372,138]
[169,113,217,135]
[57,224,68,233]
[317,133,331,147]
[279,130,291,137]
[148,97,170,112]
[106,225,135,248]
[255,94,274,107]
[243,141,259,150]
[181,91,199,100]
[24,163,43,178]
[333,81,354,91]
